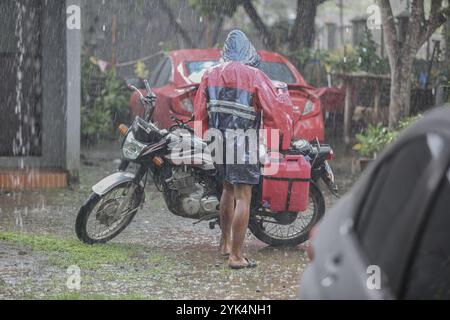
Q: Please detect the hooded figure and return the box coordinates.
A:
[221,30,261,68]
[194,30,293,185]
[194,30,294,270]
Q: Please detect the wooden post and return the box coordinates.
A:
[111,15,117,71]
[325,22,337,50]
[338,0,344,46]
[344,77,353,147]
[373,80,381,124]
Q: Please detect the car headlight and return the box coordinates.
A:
[302,100,315,116]
[123,132,147,160]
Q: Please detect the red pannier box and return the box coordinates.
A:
[262,153,311,213]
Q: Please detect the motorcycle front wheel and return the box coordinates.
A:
[75,182,143,244]
[249,184,325,247]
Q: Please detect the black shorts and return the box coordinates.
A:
[215,163,260,186]
[213,129,261,185]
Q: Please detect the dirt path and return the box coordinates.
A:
[0,141,356,300]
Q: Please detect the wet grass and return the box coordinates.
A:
[0,232,139,269]
[8,268,171,300]
[46,292,152,300]
[0,232,182,300]
[0,232,308,300]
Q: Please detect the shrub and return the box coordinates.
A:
[354,124,398,158]
[354,115,422,158]
[81,53,128,144]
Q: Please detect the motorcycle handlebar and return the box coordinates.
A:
[128,84,156,122]
[128,84,145,99]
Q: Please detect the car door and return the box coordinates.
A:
[354,133,449,298]
[301,110,450,300]
[401,165,450,299]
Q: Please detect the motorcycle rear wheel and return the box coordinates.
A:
[249,184,325,247]
[75,182,143,245]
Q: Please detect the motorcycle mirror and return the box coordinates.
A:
[128,84,152,120]
[126,78,145,90]
[143,79,154,98]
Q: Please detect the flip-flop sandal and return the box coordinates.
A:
[229,258,258,270]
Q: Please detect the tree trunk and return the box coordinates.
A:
[379,0,450,127]
[202,16,224,48]
[158,0,196,49]
[389,60,413,128]
[242,0,277,50]
[211,15,225,47]
[289,0,319,51]
[445,19,450,67]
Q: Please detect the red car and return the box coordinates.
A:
[129,49,325,142]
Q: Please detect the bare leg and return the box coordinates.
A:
[219,182,235,256]
[229,184,253,267]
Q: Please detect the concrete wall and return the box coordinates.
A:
[66,0,81,179]
[0,0,81,179]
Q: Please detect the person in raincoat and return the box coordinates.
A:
[194,30,293,269]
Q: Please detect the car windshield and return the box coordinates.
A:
[258,61,297,84]
[186,60,297,84]
[186,61,220,83]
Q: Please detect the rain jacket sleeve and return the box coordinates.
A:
[193,72,209,138]
[254,71,294,150]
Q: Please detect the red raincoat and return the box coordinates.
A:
[193,30,294,185]
[194,62,294,150]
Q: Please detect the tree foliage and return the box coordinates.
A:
[163,0,329,51]
[188,0,241,19]
[356,30,389,75]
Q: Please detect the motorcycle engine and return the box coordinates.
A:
[167,167,219,217]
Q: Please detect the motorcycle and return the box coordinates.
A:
[75,80,339,247]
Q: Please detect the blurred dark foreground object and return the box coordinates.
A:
[300,107,450,300]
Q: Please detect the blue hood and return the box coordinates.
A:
[222,30,261,68]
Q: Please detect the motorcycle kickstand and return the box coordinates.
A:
[209,219,220,230]
[193,215,220,229]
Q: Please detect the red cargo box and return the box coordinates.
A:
[262,153,311,213]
